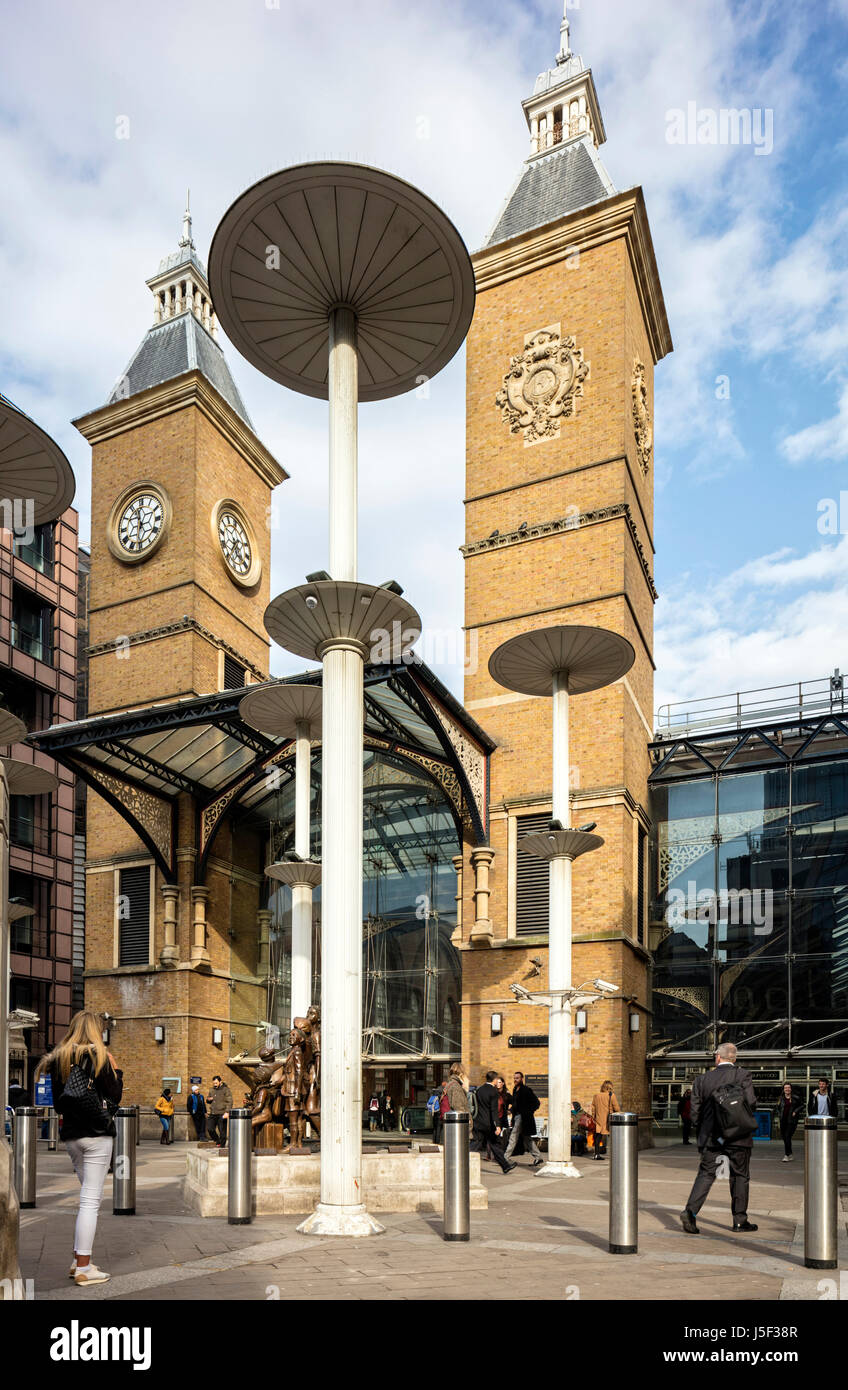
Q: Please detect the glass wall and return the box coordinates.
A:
[650,759,848,1057]
[265,750,461,1059]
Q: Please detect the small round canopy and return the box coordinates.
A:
[488,625,635,698]
[1,759,59,795]
[264,581,421,664]
[266,860,322,889]
[518,828,604,862]
[0,708,26,745]
[208,162,475,401]
[8,899,35,923]
[0,393,75,525]
[240,683,322,738]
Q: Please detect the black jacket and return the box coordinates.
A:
[49,1055,123,1141]
[473,1082,501,1136]
[776,1091,804,1131]
[807,1089,839,1119]
[187,1092,207,1117]
[511,1083,540,1136]
[690,1063,757,1149]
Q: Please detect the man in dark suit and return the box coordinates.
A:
[680,1042,758,1235]
[471,1071,516,1173]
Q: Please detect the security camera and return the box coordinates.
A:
[549,818,564,832]
[510,982,533,1000]
[304,594,318,610]
[578,821,597,833]
[593,978,619,994]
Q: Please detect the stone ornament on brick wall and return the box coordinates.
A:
[496,324,589,445]
[631,358,652,474]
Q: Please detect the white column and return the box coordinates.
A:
[530,114,540,155]
[552,670,570,827]
[290,717,313,1023]
[298,304,382,1236]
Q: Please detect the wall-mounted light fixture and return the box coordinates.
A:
[101,1029,110,1045]
[212,1027,223,1046]
[575,1010,588,1032]
[629,1012,640,1034]
[491,1012,503,1036]
[154,1025,165,1043]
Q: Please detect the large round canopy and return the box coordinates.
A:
[240,682,322,738]
[264,581,422,664]
[208,162,476,402]
[0,393,75,525]
[0,708,26,745]
[488,625,635,698]
[2,759,59,795]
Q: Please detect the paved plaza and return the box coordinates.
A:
[19,1141,848,1302]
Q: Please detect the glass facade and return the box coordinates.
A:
[264,749,461,1060]
[650,758,848,1060]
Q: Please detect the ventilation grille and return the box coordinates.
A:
[516,812,550,936]
[118,866,151,966]
[223,654,246,690]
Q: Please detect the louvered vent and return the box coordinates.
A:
[516,811,550,936]
[223,654,246,690]
[118,866,151,966]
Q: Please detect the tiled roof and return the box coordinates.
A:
[108,312,253,426]
[486,140,611,248]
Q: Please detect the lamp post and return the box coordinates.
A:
[489,625,634,1176]
[210,162,474,1235]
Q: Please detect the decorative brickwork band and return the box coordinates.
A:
[86,616,265,683]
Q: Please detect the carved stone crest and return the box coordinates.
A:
[631,358,652,474]
[496,325,589,445]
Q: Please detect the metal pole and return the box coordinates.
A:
[538,670,580,1178]
[113,1107,137,1215]
[47,1109,59,1151]
[804,1115,837,1269]
[227,1108,253,1225]
[13,1107,37,1209]
[135,1103,141,1145]
[299,305,382,1237]
[290,716,313,1024]
[608,1112,638,1254]
[443,1111,470,1241]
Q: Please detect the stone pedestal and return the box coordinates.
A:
[0,1139,20,1291]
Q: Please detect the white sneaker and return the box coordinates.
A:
[787,1154,794,1161]
[781,1155,790,1162]
[74,1264,110,1286]
[69,1261,77,1278]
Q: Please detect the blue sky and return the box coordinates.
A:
[2,0,848,718]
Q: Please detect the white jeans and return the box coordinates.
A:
[64,1136,113,1257]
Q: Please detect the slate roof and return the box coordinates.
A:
[485,139,612,248]
[108,311,253,427]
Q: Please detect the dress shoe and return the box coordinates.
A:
[680,1209,700,1234]
[732,1220,758,1232]
[504,1161,517,1172]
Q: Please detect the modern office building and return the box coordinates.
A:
[1,508,79,1087]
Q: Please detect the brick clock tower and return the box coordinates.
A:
[73,203,285,1107]
[458,9,672,1113]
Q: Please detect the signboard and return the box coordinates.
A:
[190,1075,202,1085]
[508,1034,549,1048]
[35,1074,53,1107]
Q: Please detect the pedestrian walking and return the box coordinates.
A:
[207,1075,232,1146]
[35,1009,123,1287]
[471,1071,516,1173]
[444,1062,469,1115]
[807,1076,839,1119]
[677,1087,693,1145]
[680,1041,759,1235]
[504,1070,542,1164]
[154,1088,175,1144]
[367,1091,381,1131]
[186,1083,207,1141]
[590,1079,620,1160]
[775,1082,803,1161]
[381,1092,396,1131]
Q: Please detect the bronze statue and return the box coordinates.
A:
[228,1006,321,1150]
[293,1004,320,1137]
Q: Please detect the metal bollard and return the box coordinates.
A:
[14,1107,38,1209]
[47,1109,59,1151]
[113,1107,138,1215]
[227,1108,253,1225]
[135,1104,141,1146]
[804,1115,837,1269]
[443,1111,470,1241]
[608,1111,638,1254]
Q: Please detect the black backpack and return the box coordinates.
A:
[712,1066,757,1142]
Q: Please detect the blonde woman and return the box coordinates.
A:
[590,1079,620,1160]
[444,1061,469,1114]
[35,1010,123,1286]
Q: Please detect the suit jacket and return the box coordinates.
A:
[511,1083,540,1135]
[473,1082,500,1136]
[690,1064,757,1149]
[807,1089,839,1118]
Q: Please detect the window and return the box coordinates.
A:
[14,521,55,577]
[9,871,51,957]
[515,811,550,936]
[118,865,152,966]
[11,586,54,664]
[0,670,52,732]
[10,794,51,853]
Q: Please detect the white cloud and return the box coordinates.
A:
[781,383,848,465]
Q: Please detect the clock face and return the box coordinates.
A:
[118,493,164,555]
[218,510,252,576]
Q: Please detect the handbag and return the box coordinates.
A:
[61,1060,115,1134]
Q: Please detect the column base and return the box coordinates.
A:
[296,1202,385,1237]
[469,923,494,947]
[159,946,179,968]
[190,947,211,971]
[534,1160,583,1179]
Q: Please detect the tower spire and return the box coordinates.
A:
[556,0,572,66]
[179,189,195,250]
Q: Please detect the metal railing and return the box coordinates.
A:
[655,670,846,738]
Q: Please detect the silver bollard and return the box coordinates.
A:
[804,1115,837,1269]
[14,1107,38,1209]
[135,1104,141,1146]
[47,1109,59,1151]
[113,1107,137,1215]
[608,1111,638,1254]
[443,1110,470,1241]
[227,1108,253,1225]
